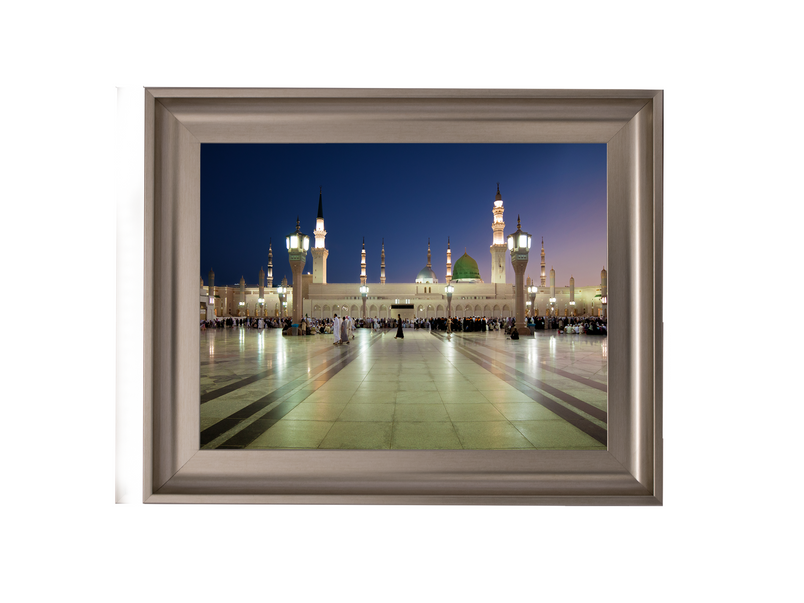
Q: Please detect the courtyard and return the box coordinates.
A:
[200,326,607,450]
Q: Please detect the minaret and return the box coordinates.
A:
[360,237,367,285]
[446,237,452,284]
[489,183,507,284]
[380,238,386,284]
[426,238,432,269]
[311,187,329,284]
[267,240,273,288]
[540,237,546,286]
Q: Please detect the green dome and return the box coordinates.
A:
[452,252,482,282]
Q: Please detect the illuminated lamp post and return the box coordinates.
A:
[445,285,454,334]
[360,285,369,321]
[601,267,608,320]
[286,217,309,326]
[277,285,287,317]
[507,216,532,333]
[549,267,556,317]
[569,275,576,317]
[528,285,538,317]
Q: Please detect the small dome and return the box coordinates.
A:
[452,252,483,282]
[416,266,437,283]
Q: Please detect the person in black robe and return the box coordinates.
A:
[394,314,404,339]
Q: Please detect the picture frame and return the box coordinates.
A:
[144,88,662,505]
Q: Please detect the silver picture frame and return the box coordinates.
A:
[144,88,662,505]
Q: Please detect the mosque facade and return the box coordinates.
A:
[200,187,607,322]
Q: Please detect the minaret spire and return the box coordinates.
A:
[312,188,329,283]
[267,239,273,288]
[540,236,546,287]
[446,236,452,284]
[426,238,432,268]
[360,236,367,285]
[490,183,506,284]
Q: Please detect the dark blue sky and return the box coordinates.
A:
[201,144,606,288]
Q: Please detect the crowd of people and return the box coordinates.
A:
[200,314,607,337]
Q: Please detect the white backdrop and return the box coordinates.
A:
[3,1,801,601]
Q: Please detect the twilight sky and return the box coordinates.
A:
[201,143,606,288]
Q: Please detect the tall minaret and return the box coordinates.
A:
[489,183,507,284]
[540,237,546,286]
[426,238,432,269]
[446,237,452,284]
[360,237,367,285]
[267,240,273,288]
[380,238,386,284]
[311,187,329,284]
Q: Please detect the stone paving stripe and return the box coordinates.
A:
[451,332,608,392]
[431,331,606,445]
[203,332,384,448]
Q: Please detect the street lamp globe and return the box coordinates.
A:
[507,216,532,333]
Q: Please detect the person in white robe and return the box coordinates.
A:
[341,315,349,344]
[345,315,353,341]
[332,314,341,345]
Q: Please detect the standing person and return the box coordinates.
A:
[345,315,353,341]
[340,313,349,344]
[394,314,404,339]
[332,314,341,345]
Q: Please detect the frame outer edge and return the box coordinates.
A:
[653,91,664,503]
[143,90,155,501]
[143,89,663,504]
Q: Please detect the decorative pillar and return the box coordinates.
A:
[286,217,309,325]
[239,276,246,317]
[507,215,532,332]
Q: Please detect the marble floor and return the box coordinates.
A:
[200,326,608,450]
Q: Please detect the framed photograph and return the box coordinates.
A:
[144,88,662,504]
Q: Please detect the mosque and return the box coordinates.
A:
[199,185,607,322]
